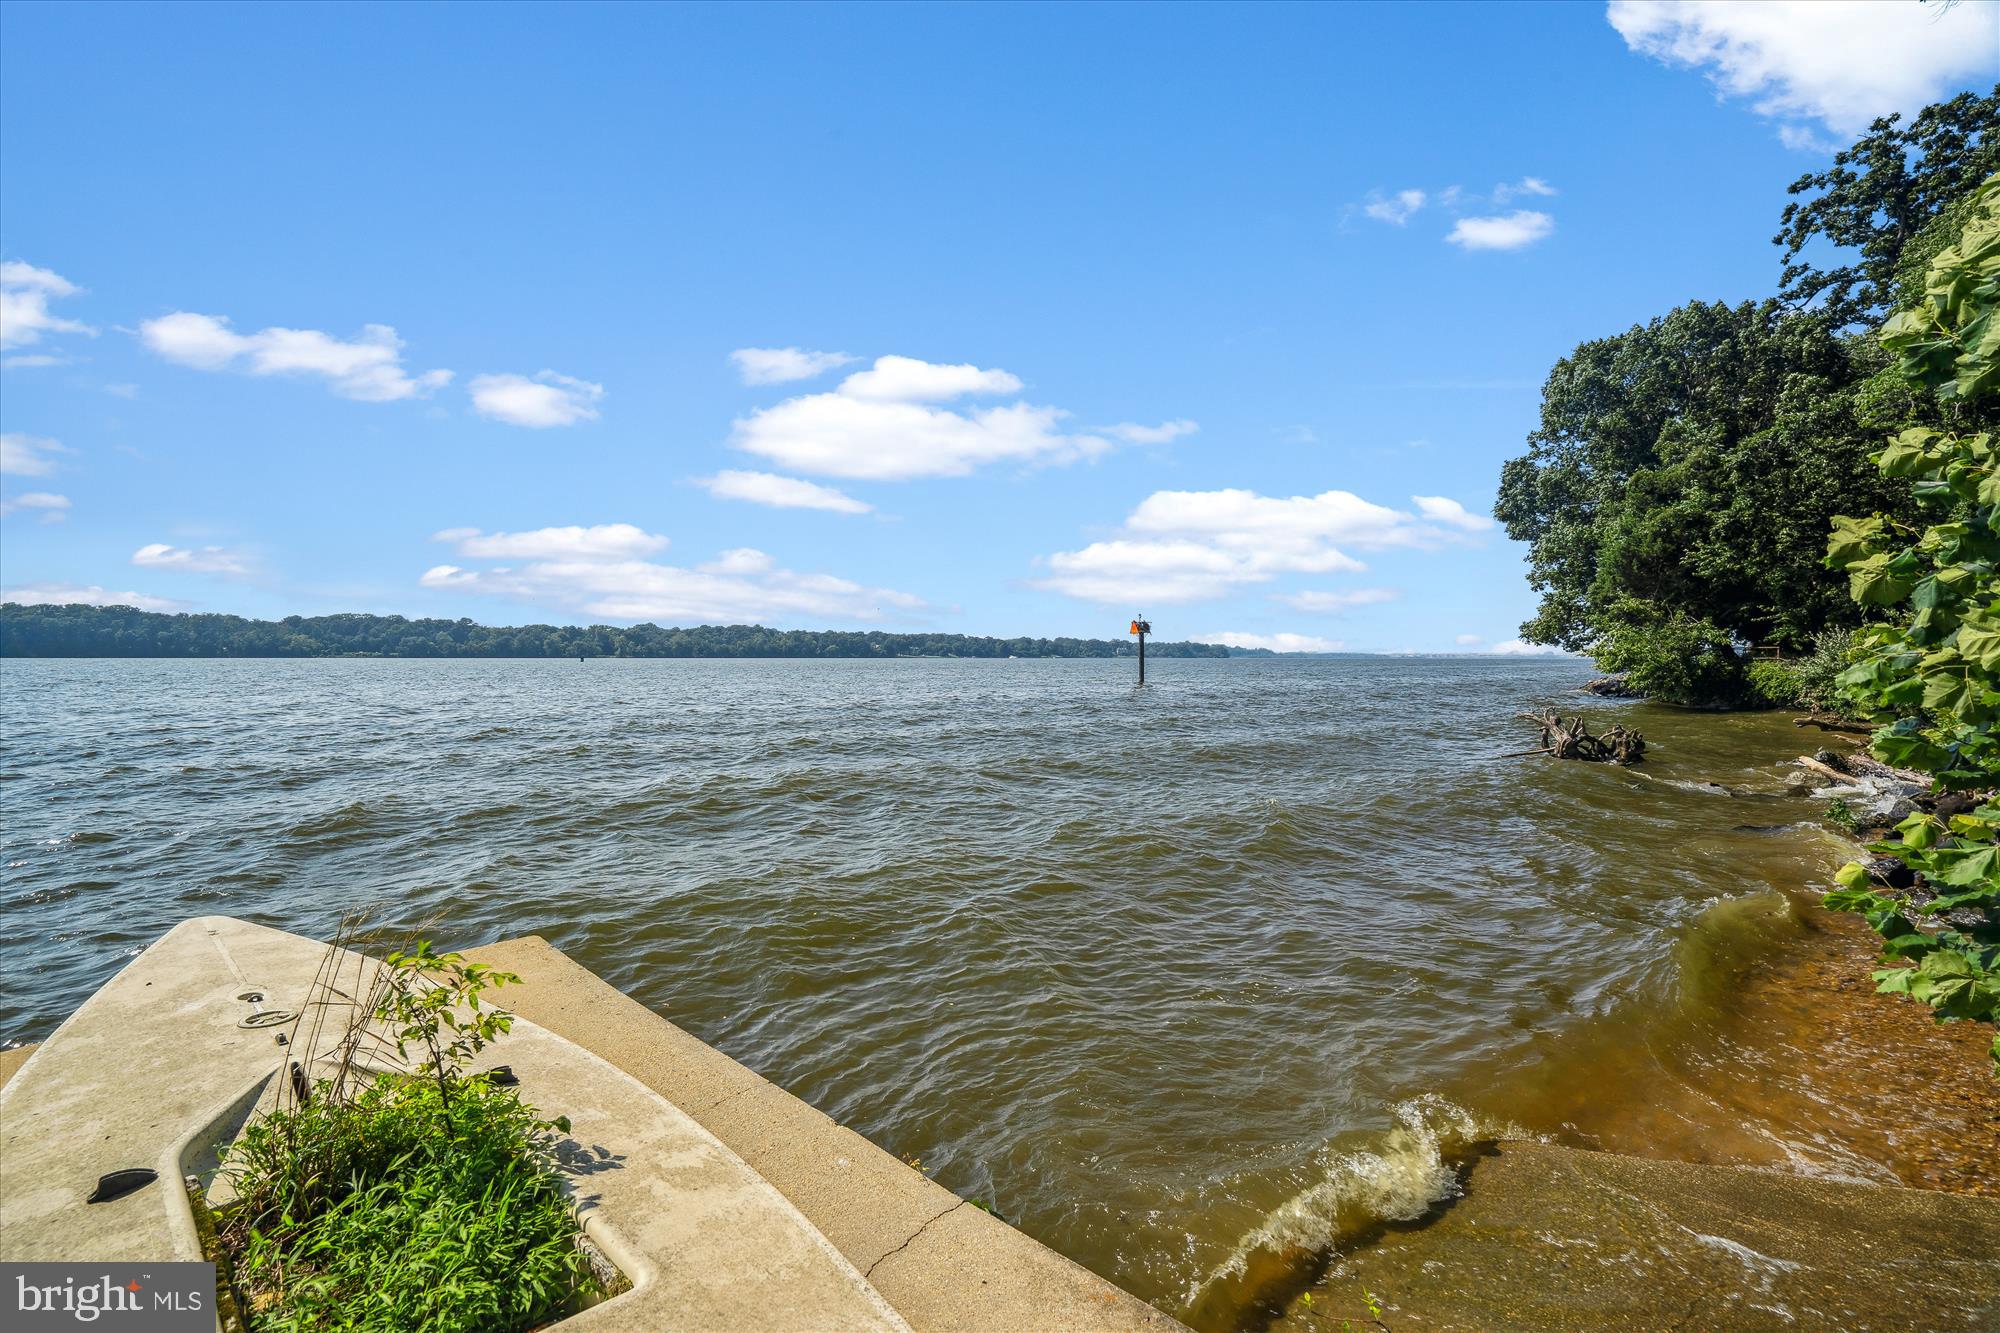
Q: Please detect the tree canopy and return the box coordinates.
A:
[1496,90,1998,704]
[1776,88,1999,331]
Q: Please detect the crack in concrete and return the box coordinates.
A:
[691,1081,760,1118]
[865,1199,969,1280]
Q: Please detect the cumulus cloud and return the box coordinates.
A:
[1412,495,1495,531]
[0,491,70,522]
[0,581,185,612]
[139,312,452,402]
[1446,211,1555,251]
[1362,188,1427,224]
[1103,419,1199,445]
[1037,488,1490,604]
[836,355,1022,403]
[0,261,94,353]
[432,523,668,560]
[0,433,70,477]
[467,370,604,427]
[1207,631,1345,653]
[422,522,925,625]
[1607,0,1999,136]
[731,354,1186,481]
[131,543,255,576]
[730,346,858,385]
[1492,176,1558,203]
[1276,587,1400,613]
[696,469,872,514]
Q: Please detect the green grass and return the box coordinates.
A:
[219,1072,602,1332]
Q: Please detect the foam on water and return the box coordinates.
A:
[1185,1096,1522,1327]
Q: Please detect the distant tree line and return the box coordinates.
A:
[0,604,1246,659]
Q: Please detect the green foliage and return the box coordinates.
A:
[1499,97,1998,696]
[1589,605,1750,707]
[375,942,518,1110]
[222,1075,593,1332]
[1792,628,1862,715]
[1824,798,1861,838]
[1746,658,1807,710]
[218,941,600,1330]
[0,605,1236,659]
[1776,87,1999,330]
[1825,175,2000,1076]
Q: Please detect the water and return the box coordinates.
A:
[0,656,1920,1323]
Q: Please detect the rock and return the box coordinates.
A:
[1868,856,1917,890]
[1812,748,1851,774]
[1933,791,1979,818]
[1580,675,1640,698]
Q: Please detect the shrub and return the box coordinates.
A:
[1793,628,1861,714]
[1590,605,1749,706]
[1746,659,1807,709]
[218,942,603,1331]
[225,1074,594,1333]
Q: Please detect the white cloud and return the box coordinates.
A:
[1492,176,1558,203]
[1606,0,2000,135]
[1411,495,1494,531]
[696,469,872,514]
[1777,123,1838,154]
[730,347,858,385]
[732,354,1155,481]
[1446,211,1555,251]
[0,261,94,351]
[0,581,185,612]
[1037,488,1488,604]
[467,370,604,427]
[1455,633,1483,646]
[433,524,668,560]
[0,491,70,522]
[1208,632,1345,654]
[139,312,451,402]
[836,355,1022,403]
[1103,418,1199,445]
[1277,587,1400,613]
[0,433,70,477]
[422,522,925,625]
[1362,188,1428,225]
[1491,638,1570,656]
[131,543,254,576]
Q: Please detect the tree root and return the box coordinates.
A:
[1516,710,1646,764]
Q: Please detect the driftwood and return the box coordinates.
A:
[1794,754,1853,784]
[1515,710,1646,764]
[1793,714,1873,735]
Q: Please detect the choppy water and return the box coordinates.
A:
[0,657,1888,1323]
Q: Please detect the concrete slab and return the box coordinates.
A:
[0,918,910,1332]
[1291,1141,2000,1332]
[465,934,1187,1332]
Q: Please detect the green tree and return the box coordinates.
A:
[1775,87,1999,331]
[1823,176,2000,1074]
[1498,93,1997,704]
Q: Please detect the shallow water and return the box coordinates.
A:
[0,656,1955,1324]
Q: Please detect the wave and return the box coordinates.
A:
[1185,1095,1519,1330]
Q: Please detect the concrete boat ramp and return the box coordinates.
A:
[0,917,1182,1332]
[5,917,1997,1331]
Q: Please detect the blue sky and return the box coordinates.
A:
[3,1,1995,652]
